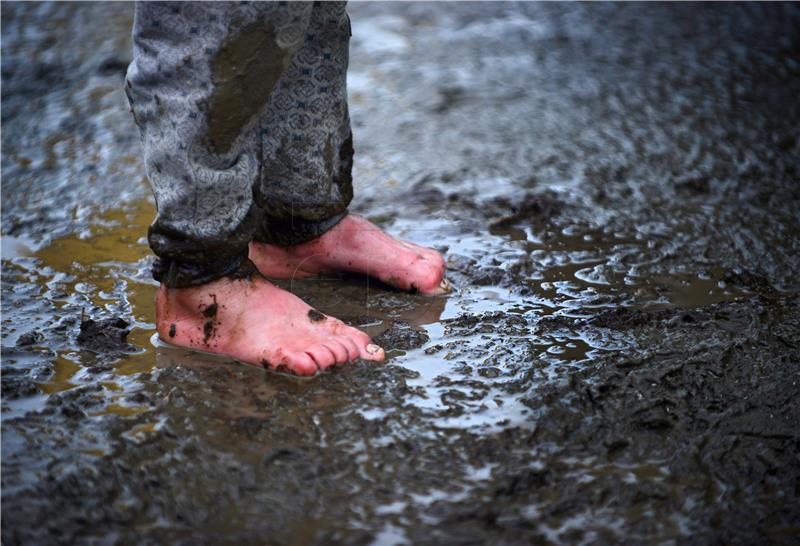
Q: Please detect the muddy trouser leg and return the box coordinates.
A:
[126,2,353,288]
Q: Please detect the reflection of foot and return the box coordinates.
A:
[156,276,384,376]
[250,214,450,295]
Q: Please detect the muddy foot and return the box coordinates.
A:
[249,214,450,295]
[156,276,385,376]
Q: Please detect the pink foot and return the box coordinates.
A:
[249,214,450,295]
[156,276,385,376]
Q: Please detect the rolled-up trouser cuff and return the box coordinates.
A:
[255,211,348,247]
[153,253,258,289]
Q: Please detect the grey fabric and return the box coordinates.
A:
[126,1,353,288]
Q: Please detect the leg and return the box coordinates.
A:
[245,4,449,295]
[127,1,383,374]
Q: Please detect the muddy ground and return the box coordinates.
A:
[2,2,799,545]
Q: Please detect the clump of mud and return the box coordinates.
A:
[373,320,429,351]
[77,316,133,353]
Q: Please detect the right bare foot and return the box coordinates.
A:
[156,275,385,376]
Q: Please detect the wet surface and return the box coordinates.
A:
[2,2,800,545]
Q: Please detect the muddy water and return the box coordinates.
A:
[3,2,800,545]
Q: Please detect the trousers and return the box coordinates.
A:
[125,1,353,288]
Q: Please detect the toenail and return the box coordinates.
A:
[366,344,381,354]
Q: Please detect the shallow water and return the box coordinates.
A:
[3,2,800,545]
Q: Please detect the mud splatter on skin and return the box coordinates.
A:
[202,321,214,344]
[208,22,292,154]
[201,295,219,344]
[259,359,297,375]
[307,309,326,322]
[202,302,218,319]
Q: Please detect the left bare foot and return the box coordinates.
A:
[249,214,450,295]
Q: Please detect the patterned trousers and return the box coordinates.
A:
[126,1,353,287]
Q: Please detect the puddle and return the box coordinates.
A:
[2,188,752,432]
[2,197,158,419]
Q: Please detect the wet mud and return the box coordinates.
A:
[76,317,133,354]
[209,21,291,154]
[2,2,800,545]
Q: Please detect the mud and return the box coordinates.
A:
[76,317,133,354]
[2,2,800,545]
[374,320,430,351]
[209,22,290,154]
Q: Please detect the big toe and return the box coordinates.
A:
[412,253,449,295]
[345,329,384,361]
[359,342,385,362]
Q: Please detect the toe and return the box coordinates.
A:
[416,257,448,294]
[359,342,385,362]
[339,336,361,362]
[422,276,452,296]
[350,328,374,349]
[285,351,318,376]
[388,246,447,295]
[306,345,338,370]
[325,339,350,364]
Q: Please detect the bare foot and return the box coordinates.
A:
[249,214,450,295]
[156,275,385,376]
